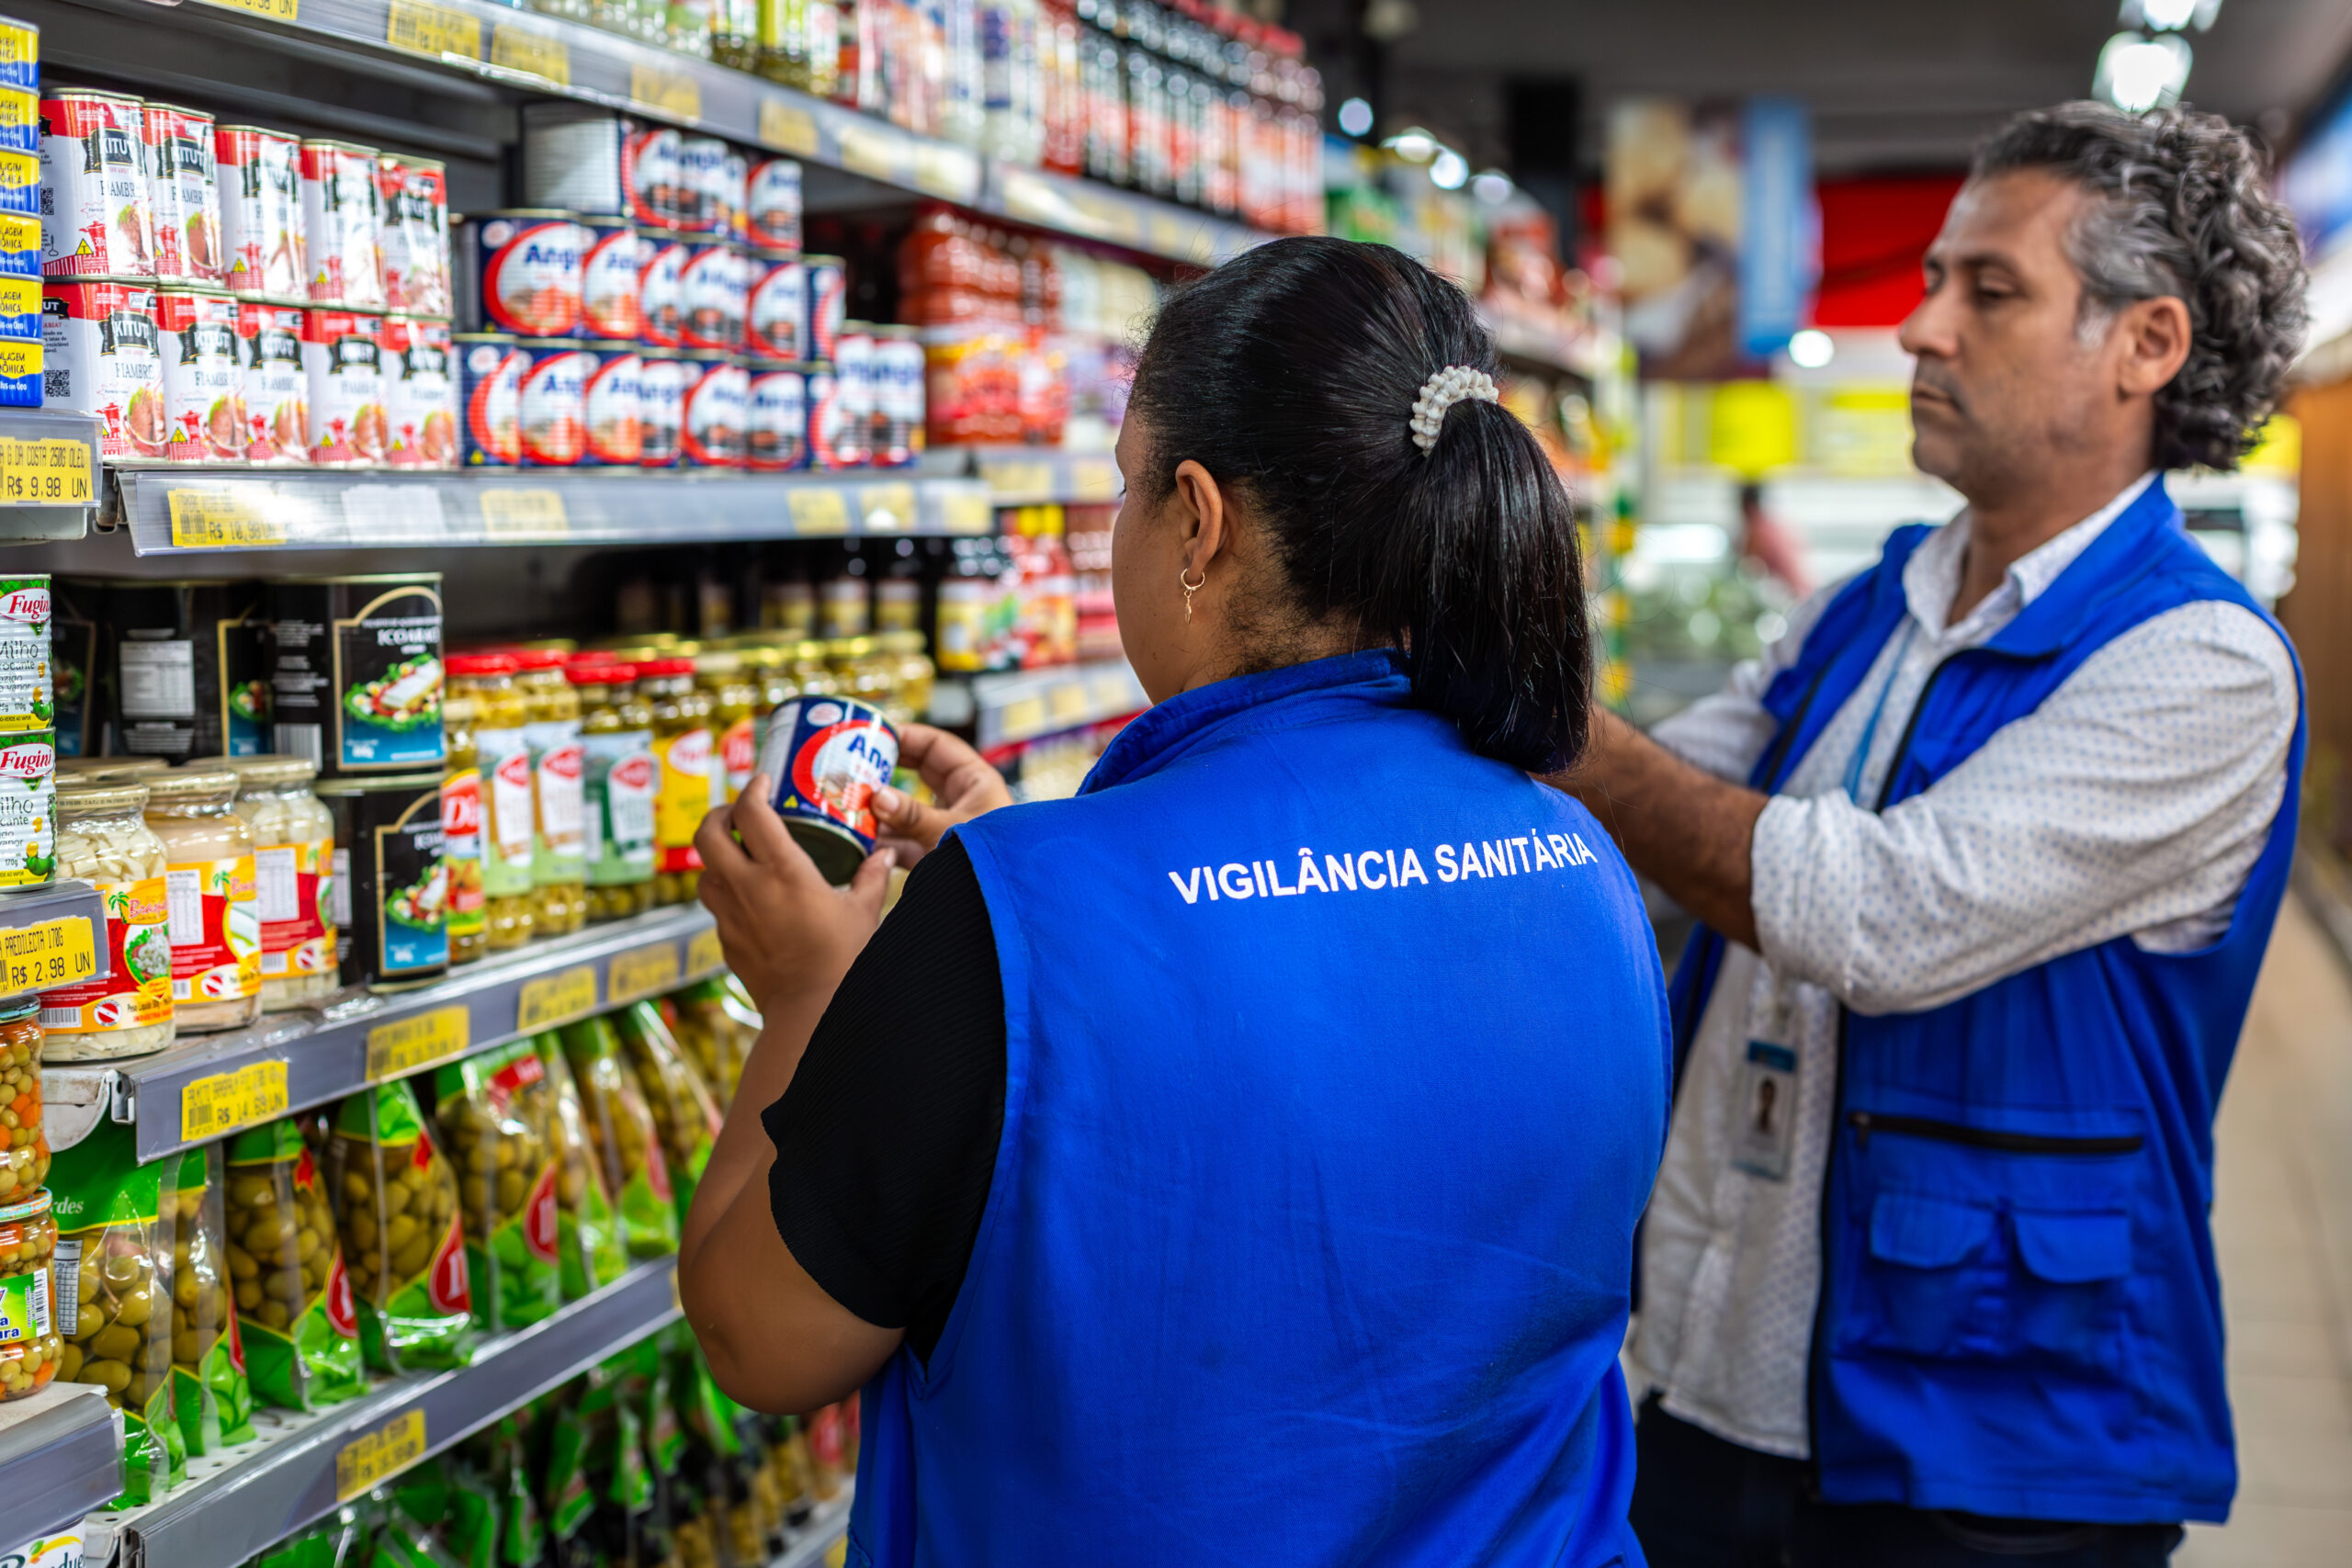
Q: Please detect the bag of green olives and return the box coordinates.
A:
[663,977,758,1111]
[330,1081,474,1374]
[611,1001,722,1224]
[530,1034,628,1303]
[223,1117,367,1411]
[171,1143,256,1452]
[433,1042,562,1334]
[557,1017,678,1260]
[48,1118,187,1508]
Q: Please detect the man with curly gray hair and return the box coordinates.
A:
[1553,103,2308,1565]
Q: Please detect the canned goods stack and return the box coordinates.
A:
[0,17,36,411]
[38,93,455,468]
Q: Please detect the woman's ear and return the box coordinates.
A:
[1172,459,1227,576]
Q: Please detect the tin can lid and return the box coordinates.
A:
[191,753,317,786]
[801,254,846,265]
[567,659,636,687]
[56,781,150,814]
[144,768,242,803]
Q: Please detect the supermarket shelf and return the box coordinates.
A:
[773,1491,854,1568]
[962,447,1125,507]
[89,902,723,1164]
[102,1259,682,1568]
[0,1384,125,1550]
[0,879,111,997]
[107,468,996,555]
[945,659,1148,750]
[0,411,104,546]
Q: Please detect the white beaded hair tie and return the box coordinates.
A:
[1408,365,1499,454]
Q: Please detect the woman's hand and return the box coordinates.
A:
[870,723,1014,867]
[695,778,896,1019]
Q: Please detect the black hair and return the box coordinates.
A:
[1126,236,1590,773]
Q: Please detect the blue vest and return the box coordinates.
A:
[1668,479,2305,1524]
[846,650,1670,1567]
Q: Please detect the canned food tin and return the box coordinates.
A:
[215,125,302,302]
[833,325,875,468]
[520,105,683,230]
[142,103,223,286]
[0,211,34,279]
[636,348,683,468]
[379,316,456,469]
[41,282,167,460]
[582,344,642,467]
[379,155,451,319]
[0,302,30,409]
[804,254,845,362]
[745,157,802,253]
[318,773,448,987]
[234,299,308,466]
[678,352,745,468]
[674,135,727,234]
[299,140,386,309]
[40,91,155,279]
[300,308,386,467]
[457,210,586,338]
[0,147,33,220]
[678,239,744,353]
[719,150,749,244]
[103,580,269,760]
[0,728,54,887]
[637,231,684,349]
[0,89,29,156]
[0,577,49,733]
[873,325,922,468]
[578,217,641,341]
[755,696,899,885]
[153,288,245,463]
[266,574,445,774]
[744,362,807,472]
[803,362,836,471]
[457,333,522,467]
[743,253,804,361]
[0,19,35,92]
[517,338,591,467]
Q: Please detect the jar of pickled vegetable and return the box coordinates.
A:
[740,643,795,758]
[41,782,175,1061]
[209,756,338,1012]
[696,651,760,806]
[0,1001,43,1193]
[448,655,535,952]
[789,640,842,700]
[642,659,714,908]
[442,691,486,966]
[516,649,587,937]
[0,1189,59,1402]
[876,630,936,728]
[573,660,657,922]
[144,768,261,1033]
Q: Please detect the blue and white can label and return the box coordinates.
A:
[755,696,899,884]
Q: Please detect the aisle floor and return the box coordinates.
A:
[2179,890,2352,1563]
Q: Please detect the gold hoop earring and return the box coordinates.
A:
[1180,566,1205,623]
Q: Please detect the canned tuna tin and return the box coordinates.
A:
[873,325,922,468]
[582,345,641,467]
[745,157,802,253]
[519,106,682,230]
[142,103,223,286]
[636,348,683,468]
[40,90,155,279]
[300,308,386,467]
[678,352,745,468]
[578,217,641,341]
[215,125,302,302]
[456,333,522,467]
[266,573,445,774]
[0,576,50,733]
[755,696,899,885]
[379,316,456,469]
[234,300,307,465]
[678,239,743,353]
[153,288,244,463]
[674,135,726,233]
[805,254,845,362]
[379,155,451,319]
[0,728,55,887]
[637,231,684,349]
[42,281,167,460]
[518,340,591,467]
[299,140,386,309]
[744,254,804,360]
[745,362,807,472]
[458,211,586,339]
[104,580,270,759]
[318,773,449,987]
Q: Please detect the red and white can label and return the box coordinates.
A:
[579,220,643,341]
[518,343,590,467]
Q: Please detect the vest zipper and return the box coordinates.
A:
[1846,1110,2144,1156]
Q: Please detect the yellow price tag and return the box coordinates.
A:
[980,458,1053,501]
[479,488,569,536]
[1069,457,1120,502]
[515,965,597,1032]
[759,98,820,156]
[940,490,993,535]
[1,916,96,995]
[823,1538,848,1568]
[686,928,724,977]
[1000,695,1047,740]
[911,144,976,199]
[787,488,851,536]
[169,486,287,548]
[491,22,570,85]
[385,0,483,61]
[335,1409,426,1503]
[179,1060,289,1144]
[858,482,916,533]
[197,0,300,17]
[1049,681,1092,725]
[608,942,681,1005]
[630,63,703,121]
[367,1006,471,1081]
[0,437,89,506]
[837,123,905,183]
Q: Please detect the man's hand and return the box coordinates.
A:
[695,778,895,1020]
[869,723,1014,867]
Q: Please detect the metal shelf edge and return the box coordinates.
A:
[0,1384,129,1550]
[771,1491,854,1568]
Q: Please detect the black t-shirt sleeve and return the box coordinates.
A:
[763,835,1006,1361]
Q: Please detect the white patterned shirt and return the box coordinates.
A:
[1625,474,2299,1459]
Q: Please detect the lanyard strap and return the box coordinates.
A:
[1841,618,1919,804]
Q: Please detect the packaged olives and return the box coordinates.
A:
[612,1000,721,1222]
[327,1080,472,1372]
[0,1190,60,1403]
[558,1016,678,1259]
[531,1033,628,1302]
[0,1000,46,1194]
[49,1118,187,1508]
[40,782,177,1061]
[664,976,759,1110]
[223,1116,366,1410]
[432,1040,560,1334]
[170,1143,255,1453]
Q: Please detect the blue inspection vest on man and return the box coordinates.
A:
[843,650,1671,1567]
[1669,478,2306,1524]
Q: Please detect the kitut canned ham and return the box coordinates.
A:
[678,239,743,353]
[42,281,167,460]
[637,231,684,349]
[516,338,590,467]
[581,345,641,467]
[379,155,450,319]
[745,362,807,472]
[300,140,385,309]
[380,316,456,469]
[235,299,307,465]
[216,125,302,302]
[40,90,155,279]
[677,352,743,468]
[636,348,682,468]
[301,307,387,467]
[142,102,223,285]
[458,211,586,339]
[744,158,802,253]
[456,332,521,467]
[744,254,804,360]
[578,218,641,341]
[154,288,243,462]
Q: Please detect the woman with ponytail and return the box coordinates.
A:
[680,236,1669,1567]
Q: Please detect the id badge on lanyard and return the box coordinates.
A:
[1731,976,1798,1181]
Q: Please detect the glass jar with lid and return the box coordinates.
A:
[640,659,714,908]
[204,756,338,1011]
[447,654,535,952]
[572,659,657,922]
[441,690,486,965]
[40,781,176,1060]
[0,1188,59,1402]
[0,1000,42,1187]
[876,630,936,728]
[515,649,587,938]
[790,640,843,700]
[695,650,760,805]
[739,643,797,756]
[144,768,261,1033]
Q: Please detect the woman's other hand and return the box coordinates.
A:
[696,778,896,1019]
[870,723,1014,867]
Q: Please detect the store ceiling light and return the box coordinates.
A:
[2095,30,2192,113]
[2120,0,2220,29]
[1472,169,1514,205]
[1384,128,1439,163]
[1430,150,1470,190]
[1787,330,1836,369]
[1337,97,1374,137]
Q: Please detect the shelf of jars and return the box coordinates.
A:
[0,1383,126,1553]
[43,901,724,1166]
[925,656,1144,749]
[0,411,105,545]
